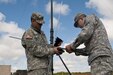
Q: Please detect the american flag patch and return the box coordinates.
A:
[25,35,32,39]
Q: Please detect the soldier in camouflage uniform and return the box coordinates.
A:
[21,12,62,75]
[65,13,113,75]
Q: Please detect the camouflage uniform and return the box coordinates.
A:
[72,13,113,75]
[21,13,54,75]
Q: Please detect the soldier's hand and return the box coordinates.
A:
[53,47,64,55]
[57,47,64,55]
[65,44,73,53]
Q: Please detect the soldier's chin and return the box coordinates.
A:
[38,23,43,26]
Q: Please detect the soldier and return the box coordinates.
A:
[21,12,62,75]
[65,13,113,75]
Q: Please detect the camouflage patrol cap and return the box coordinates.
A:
[31,12,45,24]
[74,13,86,27]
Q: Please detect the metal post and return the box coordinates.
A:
[50,0,54,75]
[50,0,72,75]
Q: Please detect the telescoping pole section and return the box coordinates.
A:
[50,0,54,75]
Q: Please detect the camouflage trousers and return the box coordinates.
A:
[28,68,49,75]
[90,56,113,75]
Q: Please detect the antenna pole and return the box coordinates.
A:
[50,0,54,75]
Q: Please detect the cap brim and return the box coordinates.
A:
[36,20,45,24]
[74,22,78,27]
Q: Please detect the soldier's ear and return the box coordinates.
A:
[31,19,36,22]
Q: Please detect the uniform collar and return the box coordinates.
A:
[31,25,42,34]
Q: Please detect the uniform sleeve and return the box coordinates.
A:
[71,21,95,50]
[21,31,55,58]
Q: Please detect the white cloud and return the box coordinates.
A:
[49,17,60,29]
[54,53,89,72]
[63,41,85,49]
[0,12,5,21]
[0,0,16,4]
[0,22,24,36]
[86,0,113,19]
[53,17,60,28]
[0,12,25,60]
[86,0,113,41]
[101,18,113,40]
[0,12,26,72]
[46,1,70,15]
[46,1,69,33]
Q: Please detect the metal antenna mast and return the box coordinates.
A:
[50,0,54,74]
[50,0,72,75]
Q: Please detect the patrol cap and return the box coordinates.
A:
[74,13,86,27]
[31,12,45,24]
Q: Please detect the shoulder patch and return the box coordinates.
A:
[25,34,33,39]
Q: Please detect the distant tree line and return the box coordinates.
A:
[54,72,113,75]
[54,72,91,75]
[12,70,113,75]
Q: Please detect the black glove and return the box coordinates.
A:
[56,47,64,55]
[74,49,89,56]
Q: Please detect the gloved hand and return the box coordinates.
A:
[74,49,89,56]
[74,51,81,56]
[53,47,64,55]
[57,47,64,55]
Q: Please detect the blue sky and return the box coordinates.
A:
[0,0,113,73]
